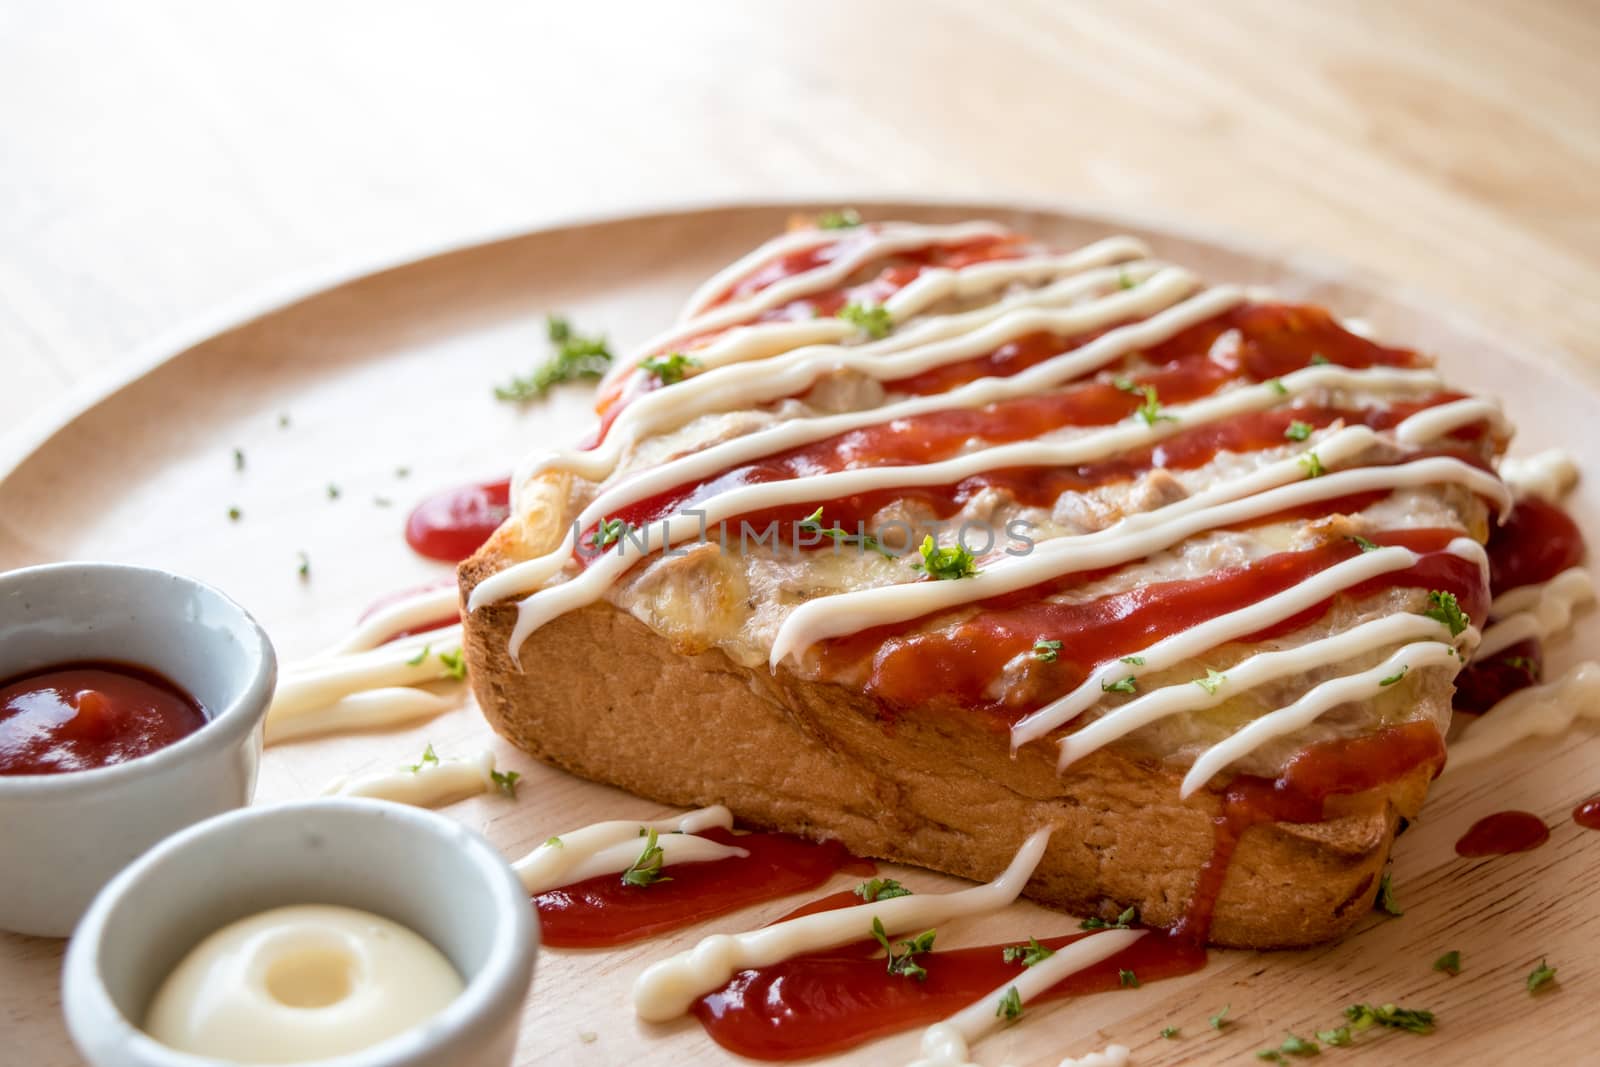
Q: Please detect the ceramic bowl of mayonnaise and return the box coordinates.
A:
[0,561,276,937]
[62,798,538,1067]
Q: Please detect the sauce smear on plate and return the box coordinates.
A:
[405,478,511,562]
[1454,811,1550,857]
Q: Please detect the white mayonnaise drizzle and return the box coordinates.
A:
[1180,639,1462,796]
[1045,610,1459,761]
[268,624,463,724]
[519,263,1207,490]
[320,586,460,657]
[1477,567,1595,659]
[513,806,743,894]
[632,828,1052,1022]
[1500,448,1579,502]
[1392,396,1509,445]
[263,687,454,746]
[907,930,1144,1067]
[1444,661,1600,775]
[1031,552,1448,753]
[322,749,497,807]
[771,455,1508,669]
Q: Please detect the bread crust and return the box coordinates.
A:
[460,535,1430,949]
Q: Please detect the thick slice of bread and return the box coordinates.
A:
[461,532,1431,949]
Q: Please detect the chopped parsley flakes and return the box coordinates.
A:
[1119,968,1140,988]
[1161,1026,1180,1039]
[1033,639,1062,663]
[996,985,1023,1020]
[1194,668,1227,695]
[1081,906,1138,930]
[837,301,893,339]
[1002,936,1055,967]
[1210,1004,1233,1030]
[817,208,862,230]
[1284,420,1314,442]
[913,534,979,580]
[406,744,440,772]
[1379,665,1409,687]
[621,828,671,887]
[854,878,912,902]
[1433,950,1461,976]
[438,648,467,681]
[871,917,935,981]
[495,315,613,402]
[405,643,431,666]
[490,769,521,798]
[1102,675,1138,694]
[1527,958,1557,994]
[799,507,893,558]
[640,351,698,385]
[1135,384,1177,427]
[1344,1002,1435,1033]
[1348,534,1380,553]
[1376,872,1403,916]
[1299,450,1326,478]
[1423,590,1470,637]
[591,517,631,549]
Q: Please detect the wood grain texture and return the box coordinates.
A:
[0,202,1595,1066]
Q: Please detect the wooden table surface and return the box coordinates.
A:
[3,0,1598,447]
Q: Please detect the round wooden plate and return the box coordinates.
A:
[2,201,1595,1066]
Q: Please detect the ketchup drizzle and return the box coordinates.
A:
[1573,797,1600,830]
[533,827,872,948]
[1454,811,1551,857]
[404,477,511,563]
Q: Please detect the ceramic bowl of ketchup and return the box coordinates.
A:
[0,561,276,937]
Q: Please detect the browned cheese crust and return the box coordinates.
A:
[461,527,1432,949]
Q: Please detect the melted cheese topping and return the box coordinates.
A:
[322,749,496,807]
[632,828,1051,1021]
[144,905,463,1063]
[463,218,1521,787]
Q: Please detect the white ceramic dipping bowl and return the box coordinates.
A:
[64,799,539,1067]
[0,561,276,937]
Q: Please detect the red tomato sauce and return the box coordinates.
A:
[817,528,1486,717]
[404,478,511,563]
[0,662,208,775]
[534,826,872,948]
[1573,797,1600,830]
[1454,811,1550,857]
[693,924,1203,1061]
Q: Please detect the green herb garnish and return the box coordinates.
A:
[326,483,341,500]
[621,828,671,887]
[913,534,979,580]
[591,518,631,549]
[1001,937,1055,967]
[871,917,935,981]
[1527,958,1557,994]
[1379,666,1409,687]
[407,744,440,772]
[227,506,242,522]
[640,351,698,385]
[1135,385,1177,427]
[405,644,431,667]
[1348,534,1380,553]
[490,769,521,798]
[495,315,613,402]
[1285,421,1314,442]
[1317,1027,1352,1046]
[854,878,912,902]
[1161,1026,1180,1039]
[1194,668,1227,695]
[1102,676,1138,694]
[799,507,893,558]
[438,648,467,681]
[1344,1002,1435,1033]
[996,985,1023,1020]
[1267,378,1289,396]
[544,836,563,848]
[1121,655,1145,665]
[838,301,893,339]
[1033,639,1062,663]
[817,208,862,230]
[1423,590,1469,637]
[1433,950,1461,976]
[232,447,245,471]
[1119,968,1140,988]
[1310,353,1332,366]
[1299,451,1326,478]
[1210,1004,1233,1030]
[1376,872,1403,916]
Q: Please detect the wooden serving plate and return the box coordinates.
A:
[2,201,1595,1066]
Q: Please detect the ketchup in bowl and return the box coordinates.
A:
[0,662,208,776]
